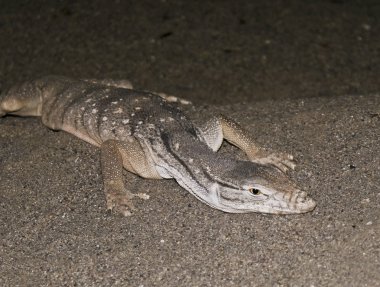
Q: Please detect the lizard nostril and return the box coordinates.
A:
[295,191,308,203]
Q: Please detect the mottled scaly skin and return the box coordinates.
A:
[32,76,193,145]
[0,76,316,216]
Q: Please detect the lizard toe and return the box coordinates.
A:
[106,190,137,216]
[114,205,134,217]
[268,153,296,172]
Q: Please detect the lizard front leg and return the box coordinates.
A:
[198,115,296,173]
[101,139,161,216]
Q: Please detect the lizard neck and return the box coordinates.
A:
[154,131,232,208]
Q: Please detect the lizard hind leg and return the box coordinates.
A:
[101,139,161,216]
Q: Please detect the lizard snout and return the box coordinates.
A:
[293,190,316,212]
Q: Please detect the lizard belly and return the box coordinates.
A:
[61,124,101,147]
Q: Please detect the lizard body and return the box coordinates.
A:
[0,76,316,216]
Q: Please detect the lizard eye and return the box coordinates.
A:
[249,188,262,195]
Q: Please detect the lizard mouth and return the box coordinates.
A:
[272,191,316,214]
[290,197,316,213]
[246,183,317,214]
[213,183,316,214]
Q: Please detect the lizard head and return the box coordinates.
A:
[205,161,316,214]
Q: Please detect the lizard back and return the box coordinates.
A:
[38,76,198,147]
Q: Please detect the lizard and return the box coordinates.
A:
[0,75,316,216]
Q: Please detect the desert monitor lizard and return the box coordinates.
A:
[0,76,316,216]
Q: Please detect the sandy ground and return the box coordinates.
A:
[0,1,379,286]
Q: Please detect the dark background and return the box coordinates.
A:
[1,0,379,104]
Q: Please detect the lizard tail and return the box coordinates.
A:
[0,80,43,117]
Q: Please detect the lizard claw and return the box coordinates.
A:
[106,191,136,216]
[267,152,296,173]
[250,152,296,174]
[106,190,149,216]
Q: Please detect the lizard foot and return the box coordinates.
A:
[106,189,149,216]
[249,151,296,174]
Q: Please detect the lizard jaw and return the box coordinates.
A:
[265,191,317,214]
[206,184,316,214]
